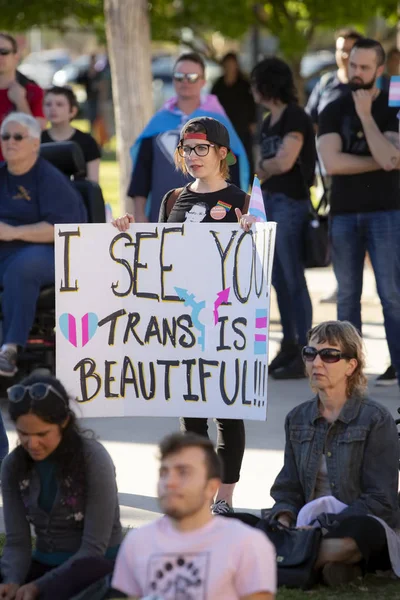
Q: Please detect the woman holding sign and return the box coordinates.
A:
[113,116,255,515]
[0,374,122,600]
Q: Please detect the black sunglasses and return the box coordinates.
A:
[7,383,66,404]
[302,346,354,364]
[0,48,13,56]
[1,133,29,142]
[173,72,201,83]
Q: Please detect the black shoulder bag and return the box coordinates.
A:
[256,519,322,589]
[297,150,331,269]
[279,108,331,269]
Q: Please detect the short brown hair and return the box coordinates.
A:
[173,52,206,76]
[352,38,386,67]
[159,432,222,480]
[307,320,367,397]
[174,120,230,179]
[45,86,79,113]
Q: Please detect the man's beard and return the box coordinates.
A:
[160,490,208,521]
[349,75,376,92]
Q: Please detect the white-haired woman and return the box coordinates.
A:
[269,320,400,586]
[0,112,86,462]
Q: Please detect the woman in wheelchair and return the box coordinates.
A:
[0,112,87,465]
[0,374,122,600]
[268,320,400,586]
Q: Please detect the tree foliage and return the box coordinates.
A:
[0,0,398,64]
[0,0,103,32]
[150,0,399,63]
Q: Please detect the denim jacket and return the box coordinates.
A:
[270,395,400,529]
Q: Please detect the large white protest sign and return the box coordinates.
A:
[55,222,276,420]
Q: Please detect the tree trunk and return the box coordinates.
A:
[104,0,153,213]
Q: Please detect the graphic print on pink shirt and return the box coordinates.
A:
[147,551,209,598]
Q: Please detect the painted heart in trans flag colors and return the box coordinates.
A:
[59,313,99,347]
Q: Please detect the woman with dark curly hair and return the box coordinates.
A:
[0,374,123,600]
[251,57,316,380]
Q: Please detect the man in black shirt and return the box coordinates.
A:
[318,38,400,390]
[306,29,362,130]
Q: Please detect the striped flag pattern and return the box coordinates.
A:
[389,76,400,107]
[248,175,267,222]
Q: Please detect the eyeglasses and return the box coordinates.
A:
[177,143,215,157]
[302,346,354,364]
[1,133,29,142]
[7,383,67,404]
[173,72,201,83]
[0,49,13,56]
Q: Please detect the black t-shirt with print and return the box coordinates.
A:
[318,91,400,214]
[41,128,101,164]
[260,103,316,199]
[159,183,247,224]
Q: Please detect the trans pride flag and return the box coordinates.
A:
[248,175,267,222]
[389,76,400,107]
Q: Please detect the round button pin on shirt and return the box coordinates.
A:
[210,205,226,220]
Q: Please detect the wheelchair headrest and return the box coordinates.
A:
[40,141,87,179]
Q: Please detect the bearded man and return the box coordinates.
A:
[318,38,400,392]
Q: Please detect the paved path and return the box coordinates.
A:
[0,266,398,531]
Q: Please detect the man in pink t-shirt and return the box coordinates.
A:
[111,433,276,600]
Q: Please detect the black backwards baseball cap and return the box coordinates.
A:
[179,116,237,165]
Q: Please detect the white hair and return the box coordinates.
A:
[1,112,41,139]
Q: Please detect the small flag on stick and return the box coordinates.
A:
[248,175,267,222]
[389,76,400,107]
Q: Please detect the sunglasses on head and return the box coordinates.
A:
[0,48,13,56]
[302,346,354,364]
[173,72,201,83]
[7,383,67,404]
[1,133,29,142]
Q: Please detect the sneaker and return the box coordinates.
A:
[211,500,234,515]
[320,289,338,304]
[322,562,362,587]
[375,365,397,387]
[271,353,306,380]
[269,341,299,372]
[0,348,17,377]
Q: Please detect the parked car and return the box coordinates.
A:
[53,53,223,112]
[53,54,106,107]
[19,49,71,89]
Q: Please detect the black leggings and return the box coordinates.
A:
[180,418,245,484]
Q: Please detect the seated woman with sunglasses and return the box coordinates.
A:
[113,116,254,516]
[0,374,123,600]
[0,111,86,381]
[268,320,400,586]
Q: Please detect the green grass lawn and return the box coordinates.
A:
[99,150,120,217]
[0,531,397,598]
[277,575,400,599]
